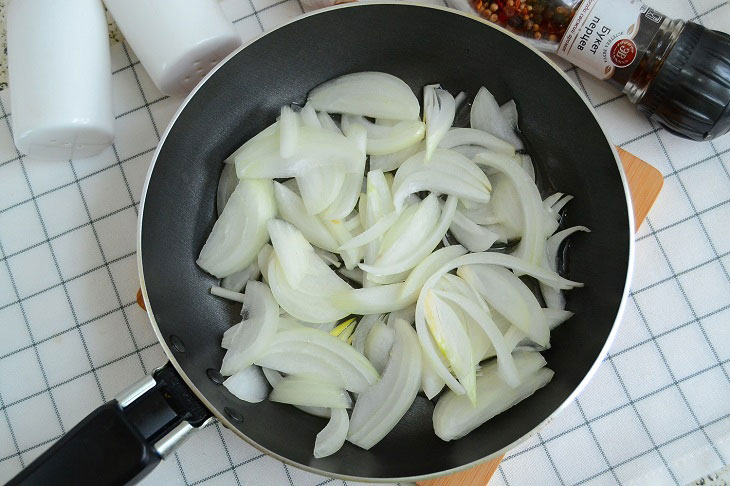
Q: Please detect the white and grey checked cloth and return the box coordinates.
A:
[0,1,729,485]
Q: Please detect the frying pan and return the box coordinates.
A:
[6,3,634,485]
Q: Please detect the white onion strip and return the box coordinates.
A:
[314,408,349,458]
[347,319,422,449]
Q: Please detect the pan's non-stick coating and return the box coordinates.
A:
[141,4,630,479]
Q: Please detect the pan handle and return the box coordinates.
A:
[6,363,212,486]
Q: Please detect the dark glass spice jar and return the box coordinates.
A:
[461,0,730,141]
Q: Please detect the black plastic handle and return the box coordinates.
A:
[6,363,211,486]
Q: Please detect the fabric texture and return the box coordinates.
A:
[0,0,728,484]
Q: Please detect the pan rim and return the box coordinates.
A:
[137,2,636,481]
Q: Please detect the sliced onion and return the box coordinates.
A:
[317,111,342,133]
[540,226,590,310]
[432,289,520,388]
[280,105,299,158]
[421,352,446,399]
[488,173,523,238]
[220,261,260,292]
[458,264,548,347]
[296,168,345,215]
[256,327,379,393]
[423,85,456,160]
[221,323,239,349]
[224,121,279,164]
[308,72,420,121]
[521,154,536,182]
[267,219,351,293]
[223,366,269,403]
[399,244,468,298]
[457,200,500,226]
[274,182,340,252]
[364,320,395,374]
[342,115,425,155]
[338,211,399,251]
[438,127,515,156]
[235,125,362,179]
[314,248,341,267]
[423,289,477,402]
[338,266,364,284]
[483,265,549,346]
[351,313,385,353]
[257,244,274,282]
[433,352,552,441]
[197,179,276,278]
[373,195,438,264]
[415,251,578,394]
[262,368,331,418]
[348,319,422,449]
[314,408,349,458]
[435,274,492,361]
[210,286,246,303]
[543,308,574,330]
[270,375,352,409]
[216,163,238,216]
[360,196,457,276]
[448,204,501,252]
[220,281,279,375]
[392,150,491,211]
[369,142,422,172]
[388,305,416,326]
[319,217,363,270]
[500,100,518,129]
[266,255,350,323]
[321,124,367,220]
[470,87,524,149]
[474,152,544,266]
[300,102,321,128]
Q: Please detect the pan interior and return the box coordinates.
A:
[141,4,631,479]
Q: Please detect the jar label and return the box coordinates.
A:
[557,0,664,83]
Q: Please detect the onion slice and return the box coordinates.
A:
[423,85,456,160]
[262,368,331,418]
[216,163,238,216]
[223,366,269,403]
[255,327,379,393]
[474,152,544,265]
[364,320,395,374]
[220,281,279,375]
[361,196,458,276]
[438,127,515,156]
[197,179,276,278]
[220,261,260,293]
[308,72,420,121]
[348,319,422,449]
[269,375,352,409]
[392,150,492,211]
[423,290,477,402]
[433,352,552,441]
[279,105,299,158]
[273,182,340,252]
[314,408,349,458]
[235,125,362,179]
[540,226,590,310]
[470,86,524,149]
[342,115,425,155]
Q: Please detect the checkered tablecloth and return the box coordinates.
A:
[0,1,729,485]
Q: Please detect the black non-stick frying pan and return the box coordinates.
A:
[7,3,634,485]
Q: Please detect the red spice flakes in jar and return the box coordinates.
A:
[471,0,578,43]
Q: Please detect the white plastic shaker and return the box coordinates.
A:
[7,0,115,160]
[103,0,242,97]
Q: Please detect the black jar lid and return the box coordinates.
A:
[638,22,730,141]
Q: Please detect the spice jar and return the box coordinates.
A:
[456,0,730,141]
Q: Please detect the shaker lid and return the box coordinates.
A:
[638,22,730,141]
